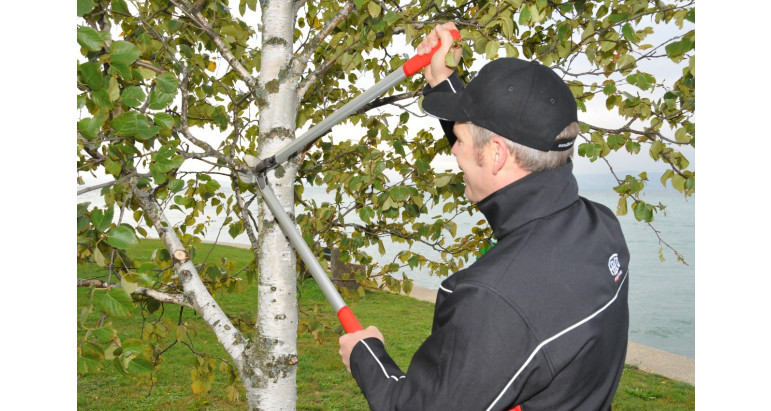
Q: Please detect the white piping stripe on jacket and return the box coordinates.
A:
[361,340,406,382]
[439,285,453,294]
[485,273,629,411]
[446,78,458,93]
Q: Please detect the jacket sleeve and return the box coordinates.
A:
[421,72,465,147]
[349,283,547,411]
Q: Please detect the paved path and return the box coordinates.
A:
[403,284,695,386]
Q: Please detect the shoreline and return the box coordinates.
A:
[207,241,695,386]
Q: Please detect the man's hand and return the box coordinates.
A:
[417,22,461,87]
[338,326,385,373]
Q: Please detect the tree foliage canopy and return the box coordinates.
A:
[77,0,694,406]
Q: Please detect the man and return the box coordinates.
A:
[338,23,630,411]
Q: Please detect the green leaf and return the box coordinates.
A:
[77,111,107,140]
[168,178,185,193]
[685,8,695,23]
[106,225,138,249]
[112,0,129,15]
[519,3,531,24]
[665,41,685,61]
[110,62,133,81]
[616,196,628,215]
[607,134,625,150]
[110,41,141,66]
[504,43,519,58]
[485,40,499,60]
[111,112,140,136]
[359,206,375,223]
[93,248,106,267]
[77,0,95,16]
[107,77,120,101]
[228,220,244,238]
[608,12,629,24]
[120,86,146,108]
[92,89,113,108]
[434,175,452,188]
[91,206,114,232]
[154,112,175,129]
[155,72,179,93]
[104,157,122,177]
[135,119,161,141]
[152,145,184,173]
[79,62,103,90]
[121,277,139,294]
[675,127,689,143]
[99,287,133,317]
[148,90,175,110]
[444,52,458,69]
[632,202,654,222]
[121,339,146,356]
[622,23,636,44]
[389,186,409,201]
[127,357,154,376]
[367,1,381,17]
[93,325,116,343]
[77,27,105,51]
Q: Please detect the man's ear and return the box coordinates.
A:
[491,136,509,175]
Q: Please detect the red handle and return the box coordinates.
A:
[337,305,363,333]
[402,29,462,77]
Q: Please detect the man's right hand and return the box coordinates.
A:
[338,326,385,373]
[417,22,461,87]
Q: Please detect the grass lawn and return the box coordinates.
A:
[77,241,694,410]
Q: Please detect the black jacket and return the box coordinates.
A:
[349,158,630,410]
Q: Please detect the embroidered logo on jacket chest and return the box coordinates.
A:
[608,253,622,282]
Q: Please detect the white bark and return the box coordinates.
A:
[245,1,301,409]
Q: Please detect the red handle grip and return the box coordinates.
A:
[337,305,363,333]
[402,29,462,77]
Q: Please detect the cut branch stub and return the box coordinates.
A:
[173,249,190,263]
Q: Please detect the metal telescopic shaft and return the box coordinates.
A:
[268,69,407,169]
[256,174,362,332]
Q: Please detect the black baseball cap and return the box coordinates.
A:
[422,58,578,152]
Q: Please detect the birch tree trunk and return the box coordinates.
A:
[246,1,301,409]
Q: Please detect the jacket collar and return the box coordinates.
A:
[477,159,579,240]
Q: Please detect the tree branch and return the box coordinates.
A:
[170,0,258,90]
[294,1,356,99]
[77,278,192,308]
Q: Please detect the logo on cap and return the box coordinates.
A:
[556,141,574,148]
[608,253,622,282]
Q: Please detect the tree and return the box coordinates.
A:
[76,0,695,408]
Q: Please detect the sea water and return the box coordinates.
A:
[77,180,695,359]
[581,189,694,359]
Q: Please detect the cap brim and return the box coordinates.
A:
[422,91,471,148]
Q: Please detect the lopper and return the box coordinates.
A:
[241,30,461,333]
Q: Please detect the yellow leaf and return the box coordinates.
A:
[207,60,216,71]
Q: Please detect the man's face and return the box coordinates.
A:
[451,122,492,203]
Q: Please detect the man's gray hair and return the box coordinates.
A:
[468,122,578,172]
